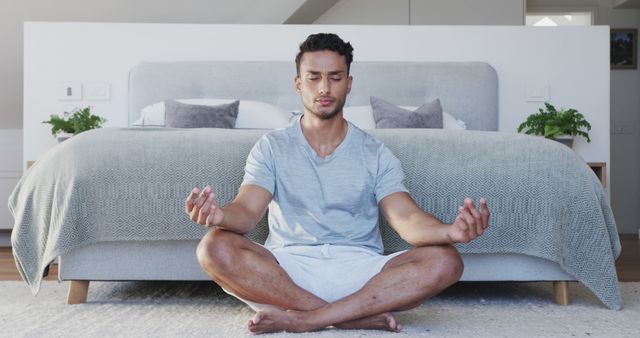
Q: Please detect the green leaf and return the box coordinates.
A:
[41,106,106,137]
[517,102,591,143]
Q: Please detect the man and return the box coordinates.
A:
[185,33,490,334]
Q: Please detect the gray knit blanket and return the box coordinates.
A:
[8,127,621,309]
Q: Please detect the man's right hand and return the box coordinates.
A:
[185,185,224,227]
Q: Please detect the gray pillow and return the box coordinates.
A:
[164,99,239,128]
[370,96,443,129]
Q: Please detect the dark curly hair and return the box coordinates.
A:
[295,33,354,75]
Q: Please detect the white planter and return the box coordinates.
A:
[553,136,574,148]
[56,133,73,143]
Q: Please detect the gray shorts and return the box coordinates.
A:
[223,244,406,311]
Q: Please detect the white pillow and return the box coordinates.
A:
[133,101,166,126]
[443,111,467,130]
[343,106,376,129]
[234,100,291,129]
[133,99,291,129]
[342,105,466,130]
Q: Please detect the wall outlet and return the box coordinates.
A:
[84,82,111,100]
[526,85,549,102]
[57,82,82,101]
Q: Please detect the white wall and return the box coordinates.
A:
[528,0,640,235]
[0,0,306,130]
[24,23,610,182]
[315,0,524,25]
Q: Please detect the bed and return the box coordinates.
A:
[9,61,622,310]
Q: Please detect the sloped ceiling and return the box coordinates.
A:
[284,0,340,24]
[227,0,307,23]
[213,0,339,24]
[612,0,640,8]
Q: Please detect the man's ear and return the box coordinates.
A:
[294,75,301,93]
[347,75,353,94]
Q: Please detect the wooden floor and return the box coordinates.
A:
[0,247,58,281]
[1,235,639,282]
[617,234,640,282]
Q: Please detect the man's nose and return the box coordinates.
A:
[318,78,330,95]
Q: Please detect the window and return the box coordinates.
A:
[526,12,593,26]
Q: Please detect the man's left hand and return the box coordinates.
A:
[447,198,490,244]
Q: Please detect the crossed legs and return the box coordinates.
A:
[196,229,463,334]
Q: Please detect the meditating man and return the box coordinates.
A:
[185,33,490,334]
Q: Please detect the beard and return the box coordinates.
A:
[304,98,345,121]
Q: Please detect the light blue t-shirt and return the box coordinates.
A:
[241,115,408,253]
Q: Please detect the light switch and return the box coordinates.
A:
[84,82,111,100]
[526,85,549,102]
[57,83,82,101]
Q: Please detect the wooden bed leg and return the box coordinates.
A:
[67,280,90,304]
[553,281,571,305]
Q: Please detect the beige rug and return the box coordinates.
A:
[1,281,638,337]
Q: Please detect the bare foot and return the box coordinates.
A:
[248,308,315,334]
[248,309,401,334]
[336,312,401,332]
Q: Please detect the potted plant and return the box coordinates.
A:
[42,106,107,142]
[517,102,591,147]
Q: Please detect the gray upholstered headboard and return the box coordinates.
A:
[128,61,498,131]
